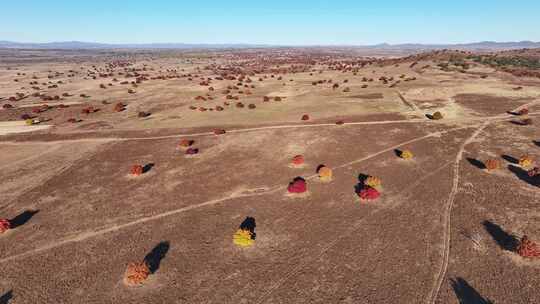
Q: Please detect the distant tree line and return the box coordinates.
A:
[468,55,540,70]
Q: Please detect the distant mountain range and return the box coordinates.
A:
[1,40,539,50]
[0,41,269,49]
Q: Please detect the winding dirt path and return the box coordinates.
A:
[425,121,489,304]
[2,111,538,146]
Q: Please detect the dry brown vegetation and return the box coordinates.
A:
[0,47,539,303]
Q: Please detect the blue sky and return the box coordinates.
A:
[1,1,539,45]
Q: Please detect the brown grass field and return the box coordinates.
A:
[0,48,539,304]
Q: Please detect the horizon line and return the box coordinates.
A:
[1,39,539,47]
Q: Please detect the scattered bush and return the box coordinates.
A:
[178,139,194,148]
[517,108,529,116]
[292,155,304,166]
[484,159,501,171]
[521,118,533,125]
[516,236,540,258]
[400,150,413,160]
[357,186,380,200]
[124,262,150,285]
[432,111,444,120]
[185,148,199,155]
[81,106,97,114]
[233,229,254,247]
[0,219,11,234]
[527,167,540,177]
[364,176,381,188]
[130,165,144,176]
[114,102,126,112]
[519,155,534,168]
[318,166,333,182]
[288,177,307,194]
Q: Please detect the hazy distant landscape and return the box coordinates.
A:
[1,40,540,50]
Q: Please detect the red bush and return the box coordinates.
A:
[114,102,126,112]
[288,177,307,194]
[517,236,540,258]
[357,186,380,200]
[0,219,11,234]
[81,107,96,114]
[528,167,540,177]
[292,155,304,165]
[130,165,143,176]
[517,108,529,116]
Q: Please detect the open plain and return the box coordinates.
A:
[0,48,539,303]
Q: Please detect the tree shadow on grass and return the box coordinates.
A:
[466,158,486,170]
[357,173,369,183]
[354,173,370,193]
[143,241,170,274]
[483,220,519,251]
[142,163,155,174]
[508,164,539,187]
[316,164,326,174]
[0,290,13,304]
[509,119,532,126]
[9,210,39,229]
[451,278,493,304]
[239,216,256,240]
[501,154,518,164]
[506,110,520,116]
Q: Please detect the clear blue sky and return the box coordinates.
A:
[1,0,539,45]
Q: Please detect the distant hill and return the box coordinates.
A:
[0,40,539,50]
[369,41,540,51]
[0,41,270,49]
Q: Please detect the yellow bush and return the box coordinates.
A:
[400,150,413,159]
[432,111,443,120]
[318,166,333,182]
[364,176,381,188]
[233,229,254,247]
[519,155,534,168]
